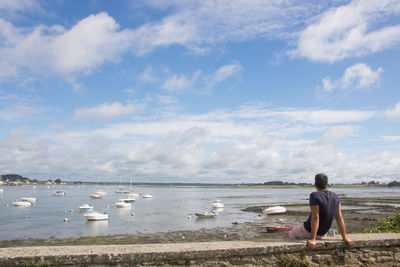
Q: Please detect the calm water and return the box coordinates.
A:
[0,185,399,241]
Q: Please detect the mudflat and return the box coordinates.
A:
[1,195,398,247]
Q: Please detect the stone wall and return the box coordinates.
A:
[0,233,399,266]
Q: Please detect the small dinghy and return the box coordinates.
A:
[90,193,103,199]
[12,200,32,207]
[263,206,287,215]
[115,201,131,208]
[142,194,153,198]
[195,210,217,218]
[211,200,224,208]
[53,190,66,196]
[265,225,293,233]
[20,197,37,203]
[79,204,94,211]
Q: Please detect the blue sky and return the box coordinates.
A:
[0,0,399,183]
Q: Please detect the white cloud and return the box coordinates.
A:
[162,71,200,92]
[139,64,156,83]
[72,102,146,121]
[321,63,382,92]
[384,102,400,118]
[130,1,318,55]
[291,0,400,62]
[207,63,242,88]
[51,13,133,74]
[0,13,134,82]
[2,104,399,183]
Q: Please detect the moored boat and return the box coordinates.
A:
[79,204,94,211]
[263,206,287,215]
[195,210,217,218]
[52,190,66,196]
[12,200,32,207]
[20,197,37,203]
[90,193,103,199]
[115,201,131,208]
[94,190,107,196]
[118,198,136,203]
[142,194,153,198]
[84,211,109,221]
[211,200,224,208]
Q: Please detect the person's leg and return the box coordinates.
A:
[287,224,311,239]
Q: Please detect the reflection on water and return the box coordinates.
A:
[0,185,399,241]
[85,220,109,235]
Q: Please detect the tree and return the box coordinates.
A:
[55,179,62,184]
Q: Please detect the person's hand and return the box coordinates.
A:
[344,237,353,248]
[306,239,317,251]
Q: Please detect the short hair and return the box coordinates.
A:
[315,173,328,189]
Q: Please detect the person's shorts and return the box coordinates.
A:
[287,224,325,239]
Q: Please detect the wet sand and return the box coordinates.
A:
[1,196,399,247]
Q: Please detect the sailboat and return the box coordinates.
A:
[93,177,107,196]
[124,176,139,199]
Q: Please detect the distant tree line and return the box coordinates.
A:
[388,180,400,187]
[0,174,62,184]
[1,174,30,182]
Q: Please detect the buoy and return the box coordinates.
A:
[69,209,73,213]
[131,212,135,216]
[63,218,69,222]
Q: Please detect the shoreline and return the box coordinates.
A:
[1,196,398,248]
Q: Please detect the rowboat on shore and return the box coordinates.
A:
[263,206,287,215]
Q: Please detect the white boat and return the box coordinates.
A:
[118,198,136,203]
[94,190,107,196]
[263,206,287,215]
[52,190,66,196]
[20,197,37,203]
[12,200,32,207]
[115,201,131,208]
[84,211,109,221]
[195,210,217,218]
[0,188,3,193]
[211,200,224,208]
[79,204,94,211]
[115,188,128,194]
[124,191,140,199]
[142,194,153,198]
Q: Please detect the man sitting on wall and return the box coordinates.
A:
[287,173,354,251]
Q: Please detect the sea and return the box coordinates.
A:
[0,185,399,241]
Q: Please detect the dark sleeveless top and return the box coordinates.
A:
[303,190,340,236]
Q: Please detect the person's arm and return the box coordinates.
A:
[307,205,319,251]
[335,203,354,248]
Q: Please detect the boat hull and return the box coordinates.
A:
[84,212,109,221]
[263,206,287,215]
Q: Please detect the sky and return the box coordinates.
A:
[0,0,399,184]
